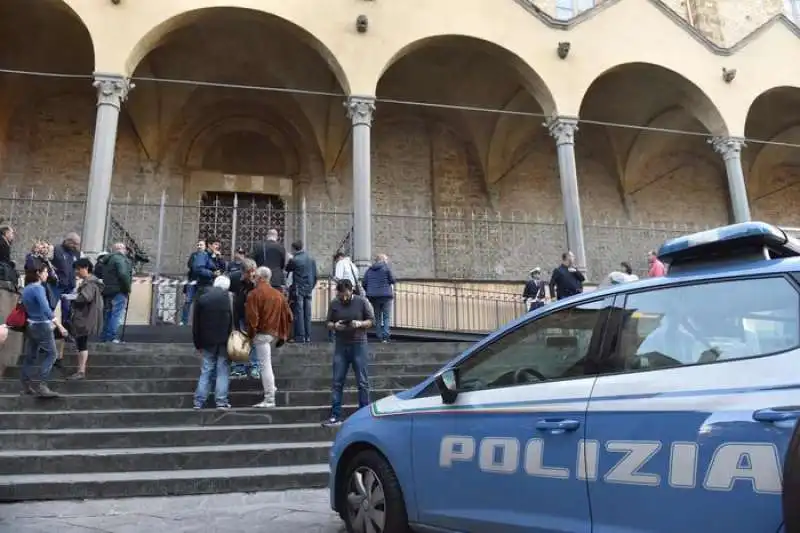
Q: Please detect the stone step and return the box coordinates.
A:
[72,350,457,366]
[0,423,335,450]
[0,375,427,394]
[0,463,330,502]
[0,441,331,475]
[4,362,442,380]
[0,389,396,410]
[83,341,471,356]
[0,405,358,430]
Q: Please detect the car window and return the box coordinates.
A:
[454,299,608,392]
[605,277,800,373]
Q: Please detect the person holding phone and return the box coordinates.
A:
[323,278,375,427]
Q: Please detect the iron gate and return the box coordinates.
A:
[198,192,286,256]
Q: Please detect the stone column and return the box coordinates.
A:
[547,116,588,274]
[296,179,309,247]
[346,96,375,273]
[712,137,751,223]
[82,74,132,258]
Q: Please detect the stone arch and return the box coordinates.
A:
[486,88,544,187]
[578,62,729,137]
[745,87,800,224]
[122,6,350,94]
[375,34,557,117]
[184,117,301,176]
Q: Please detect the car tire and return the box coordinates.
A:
[784,422,800,533]
[339,449,411,533]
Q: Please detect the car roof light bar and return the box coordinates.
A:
[657,222,800,273]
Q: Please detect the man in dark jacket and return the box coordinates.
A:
[192,275,233,410]
[286,240,317,343]
[181,240,206,325]
[99,243,132,343]
[191,237,225,297]
[362,254,396,342]
[549,251,585,301]
[51,232,81,326]
[228,258,260,379]
[251,229,286,291]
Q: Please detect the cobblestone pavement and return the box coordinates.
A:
[0,489,345,533]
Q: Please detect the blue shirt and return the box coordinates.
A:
[21,282,55,322]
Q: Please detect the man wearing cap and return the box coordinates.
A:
[522,267,547,311]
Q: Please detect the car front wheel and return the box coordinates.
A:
[340,449,410,533]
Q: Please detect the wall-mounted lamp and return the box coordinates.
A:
[722,67,737,83]
[110,0,121,5]
[356,15,369,33]
[557,42,571,60]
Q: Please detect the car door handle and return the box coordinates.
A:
[753,407,800,423]
[535,419,581,432]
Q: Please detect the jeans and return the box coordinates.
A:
[330,341,370,419]
[181,284,197,324]
[101,293,128,342]
[20,322,58,384]
[194,348,230,407]
[293,295,312,342]
[369,297,392,341]
[253,334,276,401]
[231,319,259,375]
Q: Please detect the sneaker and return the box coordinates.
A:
[193,405,202,410]
[66,371,85,381]
[249,368,261,380]
[20,381,35,396]
[35,383,60,399]
[216,403,231,410]
[253,399,276,408]
[230,369,247,379]
[322,416,343,428]
[111,339,121,344]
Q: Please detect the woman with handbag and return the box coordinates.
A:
[19,262,68,398]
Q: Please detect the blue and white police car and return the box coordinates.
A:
[329,222,800,533]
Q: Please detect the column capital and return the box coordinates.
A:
[93,73,133,110]
[546,116,579,146]
[345,96,376,127]
[711,136,746,161]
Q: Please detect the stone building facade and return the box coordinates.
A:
[0,0,799,280]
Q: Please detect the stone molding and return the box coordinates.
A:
[512,0,800,55]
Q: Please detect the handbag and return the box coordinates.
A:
[6,302,27,331]
[226,295,251,362]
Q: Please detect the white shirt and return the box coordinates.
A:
[334,257,358,284]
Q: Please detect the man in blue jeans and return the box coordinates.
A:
[322,279,375,427]
[286,240,317,343]
[192,275,233,409]
[98,243,132,343]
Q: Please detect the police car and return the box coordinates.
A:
[329,221,800,533]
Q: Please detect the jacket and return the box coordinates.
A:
[99,252,132,296]
[192,287,233,352]
[191,251,225,287]
[70,275,104,337]
[245,279,293,340]
[0,237,16,289]
[251,240,287,288]
[549,265,585,300]
[52,244,80,291]
[228,270,255,328]
[286,250,318,297]
[362,261,396,299]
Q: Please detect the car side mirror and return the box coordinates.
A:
[435,368,461,405]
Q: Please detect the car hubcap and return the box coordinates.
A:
[346,466,386,533]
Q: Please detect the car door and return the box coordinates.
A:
[405,296,615,533]
[586,276,800,533]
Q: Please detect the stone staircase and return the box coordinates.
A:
[0,341,469,502]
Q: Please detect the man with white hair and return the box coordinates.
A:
[245,266,293,408]
[251,229,287,292]
[98,243,132,343]
[192,275,234,409]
